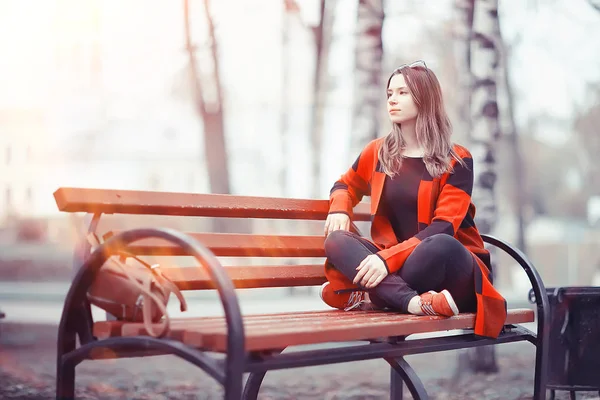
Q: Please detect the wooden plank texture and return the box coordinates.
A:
[54,187,371,221]
[160,264,326,290]
[105,232,327,257]
[93,309,534,352]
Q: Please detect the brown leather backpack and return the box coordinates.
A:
[86,233,188,337]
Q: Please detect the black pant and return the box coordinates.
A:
[324,231,477,313]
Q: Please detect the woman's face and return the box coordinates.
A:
[387,73,418,124]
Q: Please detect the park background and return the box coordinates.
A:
[1,0,600,398]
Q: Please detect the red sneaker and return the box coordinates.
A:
[319,282,366,311]
[418,290,459,317]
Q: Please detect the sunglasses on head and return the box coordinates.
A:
[393,60,428,74]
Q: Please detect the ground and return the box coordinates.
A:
[2,322,599,400]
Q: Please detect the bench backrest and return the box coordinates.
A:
[54,187,371,291]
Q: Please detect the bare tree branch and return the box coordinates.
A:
[183,0,230,196]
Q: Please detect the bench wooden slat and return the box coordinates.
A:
[160,264,326,290]
[94,309,534,352]
[122,310,389,336]
[106,232,327,257]
[53,188,371,221]
[93,310,335,339]
[188,309,535,351]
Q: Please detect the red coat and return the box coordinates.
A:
[326,138,507,338]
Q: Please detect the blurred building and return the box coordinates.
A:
[0,1,337,226]
[0,1,207,223]
[0,110,48,218]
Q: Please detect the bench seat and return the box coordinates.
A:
[93,309,534,352]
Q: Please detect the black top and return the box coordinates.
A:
[381,157,426,242]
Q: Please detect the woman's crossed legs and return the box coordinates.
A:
[323,231,477,314]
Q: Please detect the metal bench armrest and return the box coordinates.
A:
[481,234,549,330]
[58,228,246,383]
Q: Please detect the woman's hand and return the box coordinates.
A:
[324,213,350,236]
[353,254,388,288]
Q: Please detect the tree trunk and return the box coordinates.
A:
[468,0,501,236]
[184,0,248,233]
[453,0,475,140]
[350,0,384,158]
[454,0,502,375]
[281,1,294,196]
[500,38,527,253]
[469,0,502,373]
[183,0,230,196]
[310,0,333,199]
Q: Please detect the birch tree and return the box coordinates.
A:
[468,0,501,237]
[310,0,333,199]
[453,0,475,141]
[281,0,297,195]
[350,0,385,158]
[454,0,502,374]
[279,0,331,201]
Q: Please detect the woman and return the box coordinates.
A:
[320,60,506,338]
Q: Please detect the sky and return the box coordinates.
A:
[499,0,600,145]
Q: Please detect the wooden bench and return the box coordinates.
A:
[54,187,551,399]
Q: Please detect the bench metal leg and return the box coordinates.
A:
[225,380,243,400]
[390,364,404,399]
[56,358,75,400]
[242,349,285,400]
[533,319,550,400]
[56,312,78,400]
[242,372,267,400]
[386,357,429,400]
[224,345,245,400]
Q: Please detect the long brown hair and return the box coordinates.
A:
[379,65,463,178]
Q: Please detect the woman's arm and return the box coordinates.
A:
[328,140,377,218]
